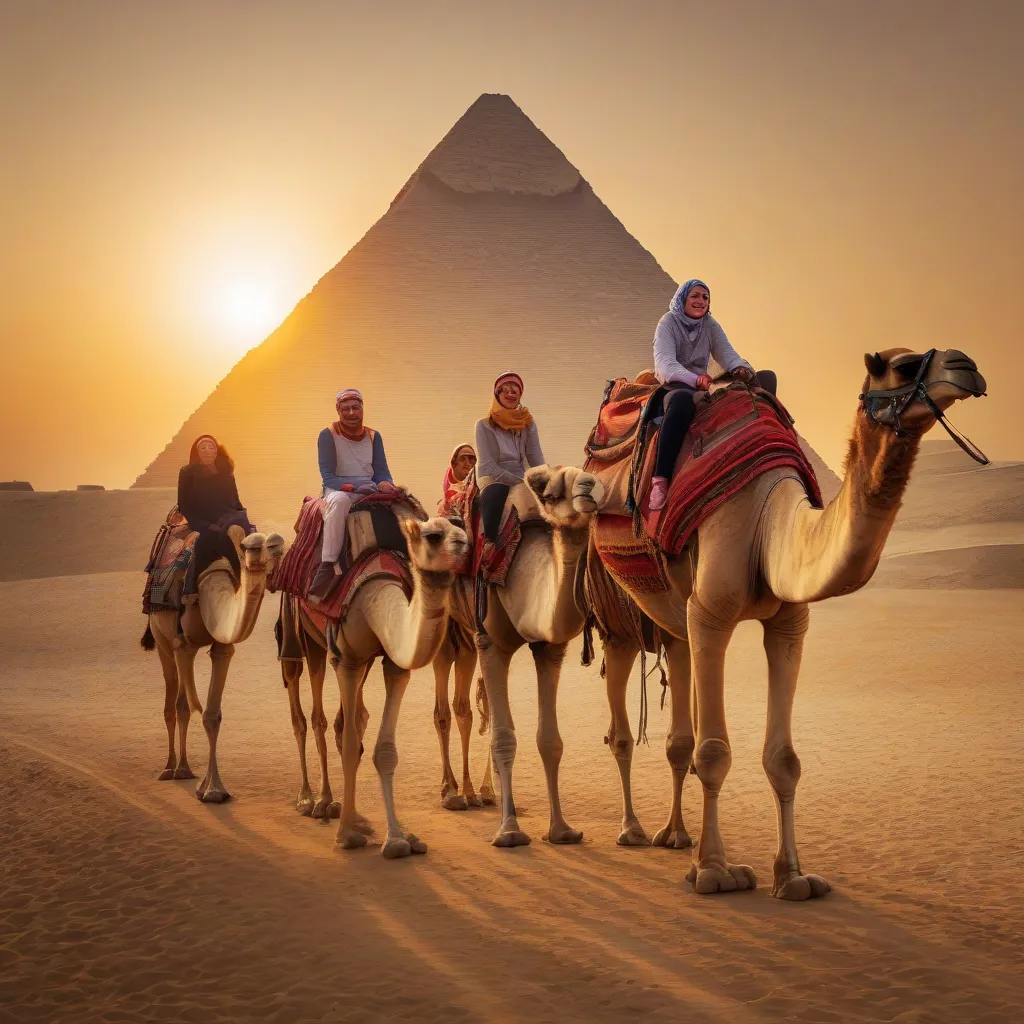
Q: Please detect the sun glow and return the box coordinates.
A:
[212,274,285,343]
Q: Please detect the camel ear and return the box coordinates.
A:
[403,519,422,542]
[864,352,887,378]
[524,466,551,499]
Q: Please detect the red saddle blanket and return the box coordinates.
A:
[142,507,197,613]
[449,476,523,587]
[311,548,413,624]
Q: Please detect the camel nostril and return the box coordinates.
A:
[941,350,976,371]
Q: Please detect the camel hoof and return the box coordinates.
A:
[328,801,343,820]
[465,792,483,808]
[617,824,651,847]
[382,837,412,859]
[351,814,374,835]
[479,788,497,806]
[492,829,531,848]
[311,797,334,819]
[773,873,831,901]
[336,829,368,850]
[442,792,469,811]
[199,787,231,804]
[653,826,693,849]
[405,833,428,855]
[544,826,583,845]
[172,766,196,780]
[296,796,315,816]
[686,862,757,894]
[157,768,176,781]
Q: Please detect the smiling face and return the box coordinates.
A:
[683,285,709,319]
[336,397,364,433]
[452,449,477,482]
[496,381,523,410]
[196,438,219,466]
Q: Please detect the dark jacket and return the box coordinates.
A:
[177,464,245,534]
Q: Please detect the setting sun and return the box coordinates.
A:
[211,274,284,345]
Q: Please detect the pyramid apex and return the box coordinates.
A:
[401,94,581,197]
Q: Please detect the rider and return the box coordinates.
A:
[651,279,771,511]
[308,388,398,603]
[438,443,477,514]
[475,371,545,541]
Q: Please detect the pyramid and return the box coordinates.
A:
[134,94,840,524]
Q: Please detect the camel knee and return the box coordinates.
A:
[433,696,451,732]
[202,708,222,732]
[536,732,563,765]
[209,643,235,663]
[666,733,695,773]
[453,695,472,724]
[605,723,633,762]
[763,743,801,799]
[492,725,516,767]
[290,709,308,739]
[373,739,398,776]
[311,708,328,734]
[694,738,732,793]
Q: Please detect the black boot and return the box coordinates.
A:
[307,561,340,605]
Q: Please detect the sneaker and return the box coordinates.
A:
[649,477,669,511]
[307,561,340,605]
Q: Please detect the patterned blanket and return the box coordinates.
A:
[316,548,413,623]
[592,513,668,594]
[448,476,525,587]
[142,507,197,614]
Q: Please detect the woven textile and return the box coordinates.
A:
[142,507,197,613]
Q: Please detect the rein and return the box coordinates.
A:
[859,349,990,465]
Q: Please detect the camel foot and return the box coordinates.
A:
[198,785,231,804]
[405,832,427,855]
[382,837,411,859]
[311,796,336,819]
[653,826,693,849]
[544,824,583,845]
[296,794,315,816]
[336,826,368,850]
[442,792,469,811]
[157,768,176,781]
[492,828,531,848]
[351,813,374,835]
[479,786,497,806]
[685,862,757,894]
[617,823,652,847]
[172,765,196,780]
[773,872,831,901]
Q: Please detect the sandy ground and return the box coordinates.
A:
[1,572,1022,1023]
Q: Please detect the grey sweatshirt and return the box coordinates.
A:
[474,418,545,486]
[653,312,752,387]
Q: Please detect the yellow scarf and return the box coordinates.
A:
[488,397,534,433]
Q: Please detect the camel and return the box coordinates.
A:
[325,515,469,858]
[474,465,605,848]
[142,526,285,802]
[589,347,986,899]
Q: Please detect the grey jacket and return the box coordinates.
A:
[653,312,752,387]
[474,418,545,486]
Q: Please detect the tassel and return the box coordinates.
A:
[581,614,595,667]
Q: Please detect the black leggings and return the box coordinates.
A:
[480,483,511,542]
[655,370,777,479]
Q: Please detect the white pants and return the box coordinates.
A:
[321,489,354,563]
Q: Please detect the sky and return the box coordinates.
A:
[1,0,1022,489]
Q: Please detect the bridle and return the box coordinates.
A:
[859,348,990,465]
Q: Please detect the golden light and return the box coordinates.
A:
[212,274,284,344]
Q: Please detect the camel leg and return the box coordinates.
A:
[476,676,497,805]
[763,604,830,901]
[652,635,696,850]
[307,644,336,819]
[334,659,370,850]
[282,659,313,814]
[453,643,481,807]
[602,637,649,846]
[196,642,234,803]
[479,639,529,847]
[331,662,373,832]
[154,628,180,780]
[432,642,465,810]
[684,597,757,894]
[171,638,202,780]
[533,641,582,845]
[376,659,427,859]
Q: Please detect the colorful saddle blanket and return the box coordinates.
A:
[142,507,197,614]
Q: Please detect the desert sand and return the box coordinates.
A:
[2,562,1022,1023]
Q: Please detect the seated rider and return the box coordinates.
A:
[438,443,477,515]
[177,434,254,592]
[475,371,545,542]
[308,388,398,603]
[650,279,776,511]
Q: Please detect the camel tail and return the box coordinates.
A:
[475,676,490,735]
[140,624,156,651]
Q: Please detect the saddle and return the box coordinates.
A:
[142,507,197,614]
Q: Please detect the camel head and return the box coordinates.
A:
[524,466,606,528]
[402,517,468,574]
[232,528,286,575]
[861,347,986,435]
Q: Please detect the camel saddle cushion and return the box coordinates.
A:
[314,548,413,624]
[142,507,197,613]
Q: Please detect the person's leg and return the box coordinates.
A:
[310,489,353,602]
[756,369,778,395]
[480,483,511,542]
[651,388,696,510]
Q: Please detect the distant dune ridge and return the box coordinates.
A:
[131,93,838,522]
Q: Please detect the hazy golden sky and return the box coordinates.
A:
[2,0,1021,489]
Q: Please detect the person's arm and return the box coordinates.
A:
[228,472,244,512]
[525,421,546,468]
[653,314,699,387]
[371,431,394,485]
[709,319,753,375]
[475,419,522,486]
[317,428,346,491]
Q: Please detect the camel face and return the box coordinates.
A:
[403,517,468,573]
[524,466,605,526]
[238,531,286,572]
[862,347,986,431]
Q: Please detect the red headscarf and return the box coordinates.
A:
[440,443,476,511]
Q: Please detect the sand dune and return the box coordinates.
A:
[1,571,1021,1022]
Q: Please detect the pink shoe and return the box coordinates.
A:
[649,476,669,511]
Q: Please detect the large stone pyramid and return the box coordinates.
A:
[134,94,839,523]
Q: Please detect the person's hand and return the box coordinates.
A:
[733,366,755,383]
[379,481,399,494]
[696,374,712,391]
[340,484,356,492]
